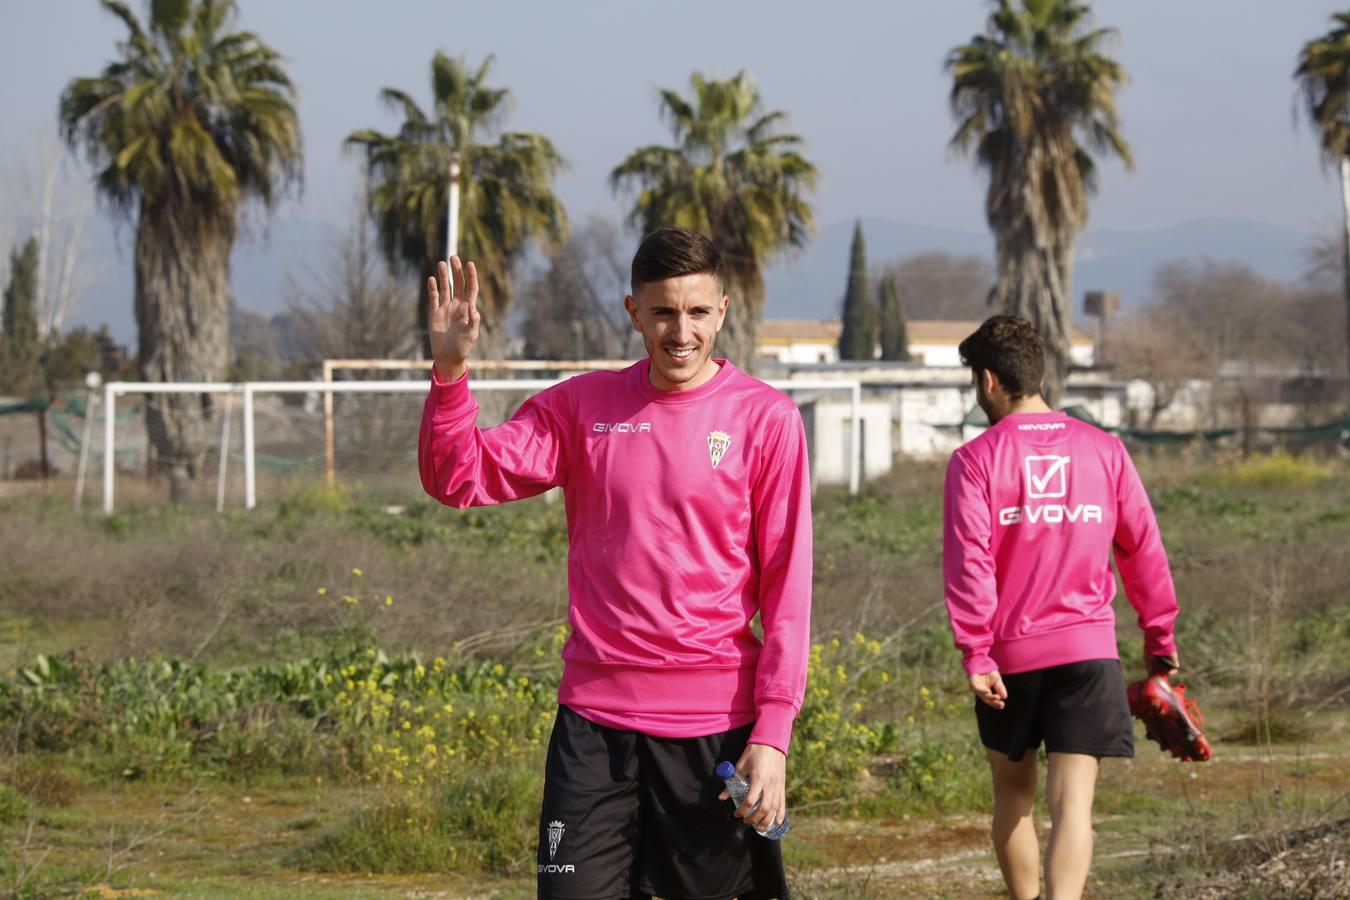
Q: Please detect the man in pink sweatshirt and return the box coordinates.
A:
[418,227,810,899]
[943,316,1181,900]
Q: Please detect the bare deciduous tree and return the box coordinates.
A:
[1,137,100,340]
[285,201,416,364]
[518,217,638,360]
[1110,259,1347,427]
[1106,304,1197,428]
[885,253,994,321]
[29,139,99,338]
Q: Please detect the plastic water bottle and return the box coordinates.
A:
[716,760,791,840]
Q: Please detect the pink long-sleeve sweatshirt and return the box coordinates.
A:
[418,359,812,754]
[943,411,1179,676]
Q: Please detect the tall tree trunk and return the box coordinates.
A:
[1340,157,1350,402]
[718,268,763,373]
[991,237,1074,407]
[417,258,437,361]
[135,210,231,501]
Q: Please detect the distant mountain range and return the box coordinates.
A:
[73,213,1320,349]
[762,215,1321,320]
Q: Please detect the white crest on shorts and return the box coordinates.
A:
[547,820,565,861]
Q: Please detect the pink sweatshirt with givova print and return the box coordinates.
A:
[943,411,1179,676]
[418,359,812,754]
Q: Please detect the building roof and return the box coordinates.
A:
[759,319,841,343]
[759,318,1093,345]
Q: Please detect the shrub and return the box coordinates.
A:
[0,783,29,825]
[1213,454,1332,489]
[290,765,541,876]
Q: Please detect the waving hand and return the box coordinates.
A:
[428,256,480,381]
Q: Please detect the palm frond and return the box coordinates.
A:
[62,0,299,235]
[345,51,567,329]
[611,69,818,289]
[1296,12,1350,162]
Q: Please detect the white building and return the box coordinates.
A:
[798,397,894,486]
[756,319,1106,463]
[757,319,1096,368]
[774,364,1127,461]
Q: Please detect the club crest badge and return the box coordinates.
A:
[547,820,565,861]
[707,431,732,469]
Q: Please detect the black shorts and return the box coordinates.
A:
[537,705,788,900]
[975,658,1134,763]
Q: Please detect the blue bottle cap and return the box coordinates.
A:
[715,761,736,779]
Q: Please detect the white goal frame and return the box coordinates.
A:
[101,375,863,513]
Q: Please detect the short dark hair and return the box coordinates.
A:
[630,226,724,294]
[958,315,1046,399]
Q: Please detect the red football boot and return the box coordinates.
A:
[1127,673,1213,762]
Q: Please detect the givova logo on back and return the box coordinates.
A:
[1000,454,1103,526]
[1025,455,1069,498]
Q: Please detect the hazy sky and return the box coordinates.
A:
[1,0,1346,339]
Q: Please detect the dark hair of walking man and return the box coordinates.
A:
[418,226,811,899]
[942,315,1181,900]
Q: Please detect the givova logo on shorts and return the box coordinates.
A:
[539,819,576,875]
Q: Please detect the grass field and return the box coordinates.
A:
[2,452,1348,898]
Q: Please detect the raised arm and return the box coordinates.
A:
[418,257,569,508]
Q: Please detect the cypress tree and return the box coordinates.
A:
[0,238,42,395]
[838,221,877,360]
[879,270,910,361]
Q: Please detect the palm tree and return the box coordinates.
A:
[1296,11,1350,392]
[947,0,1131,404]
[60,0,301,494]
[345,53,567,359]
[611,72,818,369]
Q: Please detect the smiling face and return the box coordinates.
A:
[624,273,729,391]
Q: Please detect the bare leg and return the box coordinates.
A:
[986,748,1040,900]
[1044,752,1099,900]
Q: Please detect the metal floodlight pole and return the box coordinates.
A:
[446,157,461,261]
